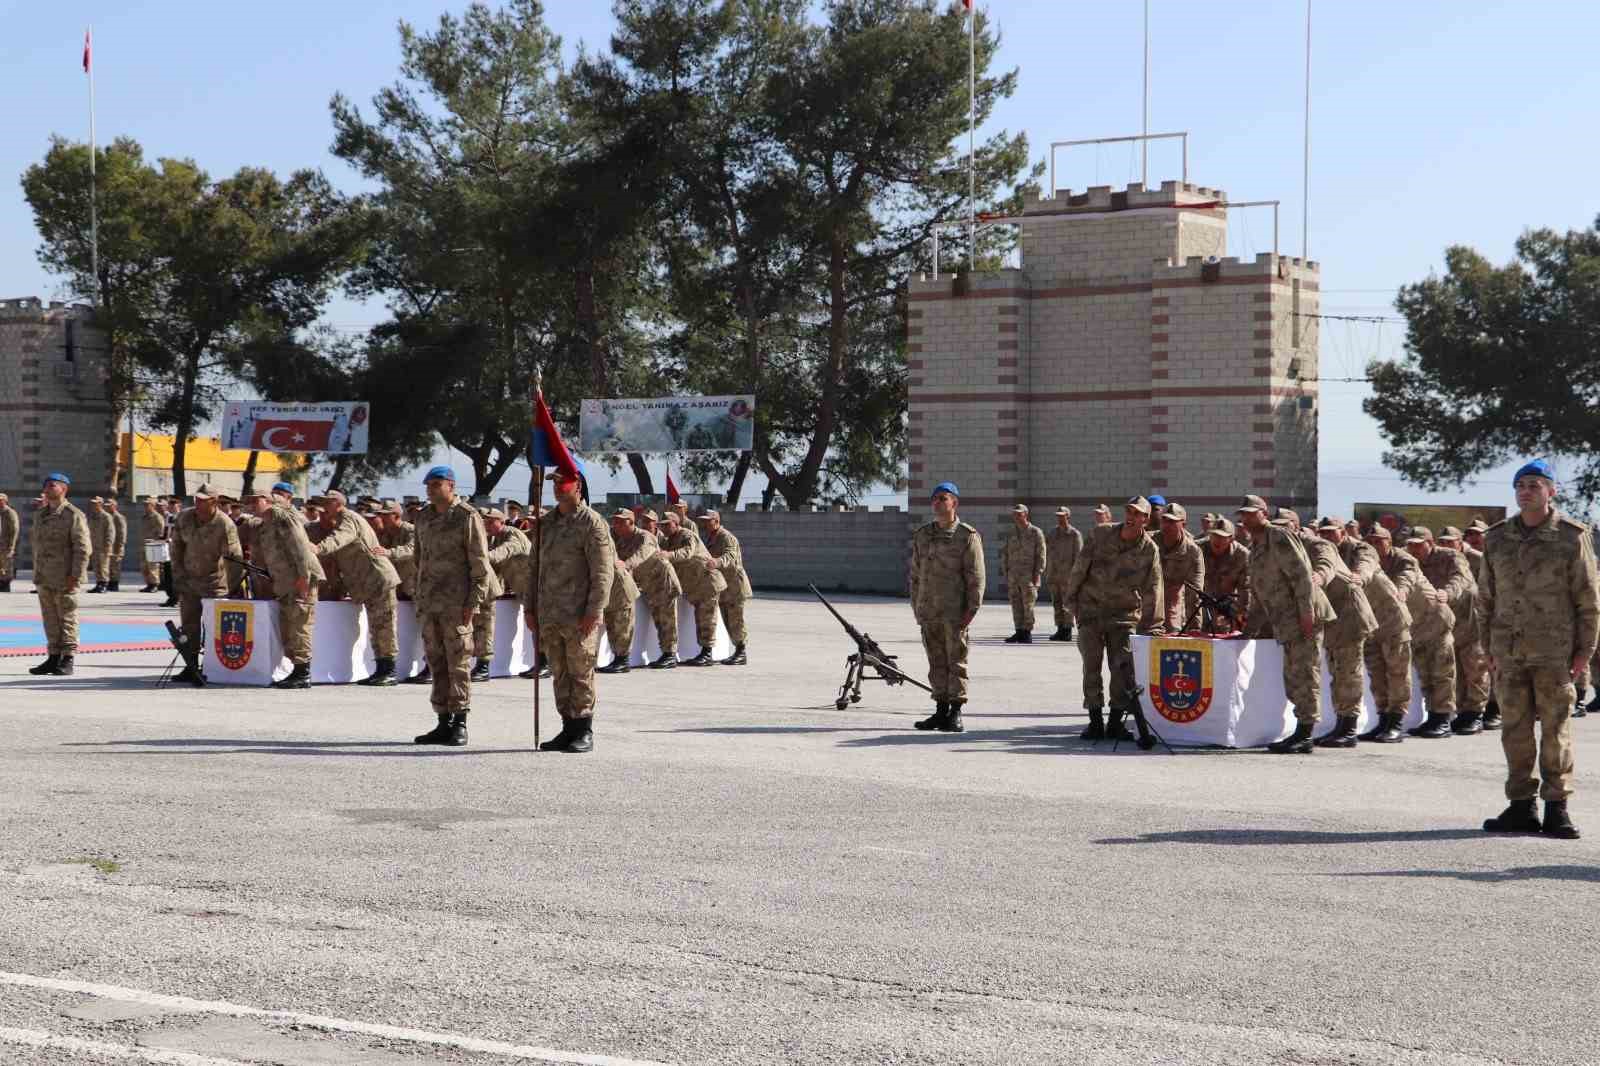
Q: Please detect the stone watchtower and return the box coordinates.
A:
[906,180,1319,596]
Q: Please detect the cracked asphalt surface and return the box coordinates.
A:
[2,586,1596,1064]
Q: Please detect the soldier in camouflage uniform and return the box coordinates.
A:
[312,489,403,687]
[1065,496,1162,745]
[411,467,491,746]
[1300,517,1378,748]
[86,496,115,593]
[169,483,243,684]
[1237,495,1335,754]
[1202,518,1250,632]
[28,473,90,676]
[1373,525,1456,737]
[1399,526,1467,738]
[243,483,325,690]
[698,510,752,666]
[1000,504,1046,643]
[1481,459,1599,839]
[1320,522,1413,744]
[1435,525,1495,731]
[1046,507,1082,642]
[0,492,18,593]
[464,508,529,681]
[138,497,165,592]
[105,498,128,591]
[373,503,417,601]
[1462,518,1504,727]
[661,510,726,665]
[634,510,684,668]
[1406,525,1487,734]
[599,509,645,674]
[522,470,613,754]
[909,482,985,733]
[1152,502,1204,633]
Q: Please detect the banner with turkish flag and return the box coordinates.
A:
[250,420,332,451]
[221,401,369,454]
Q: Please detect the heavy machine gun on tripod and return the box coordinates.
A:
[810,584,932,710]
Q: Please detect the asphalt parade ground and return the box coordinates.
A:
[1,585,1596,1065]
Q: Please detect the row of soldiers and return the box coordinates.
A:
[0,490,134,596]
[911,463,1598,838]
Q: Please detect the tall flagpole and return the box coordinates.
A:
[1142,0,1149,187]
[967,1,975,271]
[86,25,99,306]
[1302,0,1312,260]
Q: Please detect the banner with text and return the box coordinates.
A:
[579,395,755,454]
[221,402,370,454]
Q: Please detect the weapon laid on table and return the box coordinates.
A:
[224,554,271,579]
[809,583,931,710]
[1180,581,1240,636]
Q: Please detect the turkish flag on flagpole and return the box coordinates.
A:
[83,28,91,73]
[665,465,681,505]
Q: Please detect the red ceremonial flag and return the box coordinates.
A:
[82,28,91,73]
[529,389,581,479]
[962,0,972,9]
[666,468,681,505]
[250,419,334,451]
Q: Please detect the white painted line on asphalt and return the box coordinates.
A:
[860,845,933,858]
[0,1026,251,1066]
[0,971,673,1066]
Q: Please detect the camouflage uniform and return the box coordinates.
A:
[1480,511,1599,802]
[909,519,985,703]
[604,530,645,655]
[315,509,402,659]
[108,506,128,586]
[1299,531,1377,719]
[469,526,520,660]
[255,502,325,666]
[1384,549,1456,714]
[1245,524,1335,726]
[662,524,726,648]
[1461,542,1494,711]
[1352,545,1413,714]
[632,528,683,654]
[523,503,614,723]
[378,518,417,599]
[705,525,753,646]
[0,500,19,587]
[139,505,166,587]
[1203,538,1251,631]
[1001,518,1047,633]
[1065,523,1162,715]
[1421,544,1487,714]
[87,504,114,585]
[414,498,491,715]
[32,500,90,654]
[1153,530,1205,633]
[1046,523,1083,631]
[170,508,242,647]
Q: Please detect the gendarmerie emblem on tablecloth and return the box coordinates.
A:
[1149,638,1213,723]
[213,602,255,671]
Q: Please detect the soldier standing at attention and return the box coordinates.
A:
[599,509,644,674]
[634,510,683,668]
[412,467,491,746]
[169,483,242,684]
[661,510,726,665]
[1202,518,1250,631]
[698,510,752,666]
[1001,503,1046,643]
[86,496,115,593]
[1480,460,1599,839]
[909,482,984,734]
[1064,497,1161,742]
[105,498,128,591]
[1462,518,1503,727]
[1236,495,1334,754]
[28,473,90,676]
[245,482,325,690]
[523,470,613,754]
[469,508,529,681]
[0,493,18,593]
[313,489,402,687]
[1046,507,1082,642]
[1406,526,1485,734]
[138,497,165,592]
[1153,502,1204,633]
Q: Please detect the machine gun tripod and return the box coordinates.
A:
[809,584,932,710]
[1180,582,1241,636]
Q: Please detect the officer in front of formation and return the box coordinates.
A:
[244,482,325,690]
[28,473,90,676]
[1480,459,1599,839]
[908,481,984,733]
[523,469,613,753]
[412,466,491,746]
[0,492,18,593]
[169,482,242,685]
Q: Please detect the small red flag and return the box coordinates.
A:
[666,469,681,505]
[962,0,973,9]
[82,28,91,73]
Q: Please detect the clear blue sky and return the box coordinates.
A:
[5,1,1598,514]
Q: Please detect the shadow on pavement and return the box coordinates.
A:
[1326,865,1600,883]
[1095,828,1486,846]
[59,738,538,758]
[838,724,1222,756]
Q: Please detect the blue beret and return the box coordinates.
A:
[42,472,71,487]
[1148,494,1167,507]
[1513,459,1555,485]
[424,465,456,483]
[930,481,960,499]
[270,481,295,496]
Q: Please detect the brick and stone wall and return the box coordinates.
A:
[721,508,914,595]
[908,179,1319,596]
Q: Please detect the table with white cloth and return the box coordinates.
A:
[1132,634,1430,748]
[201,596,732,686]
